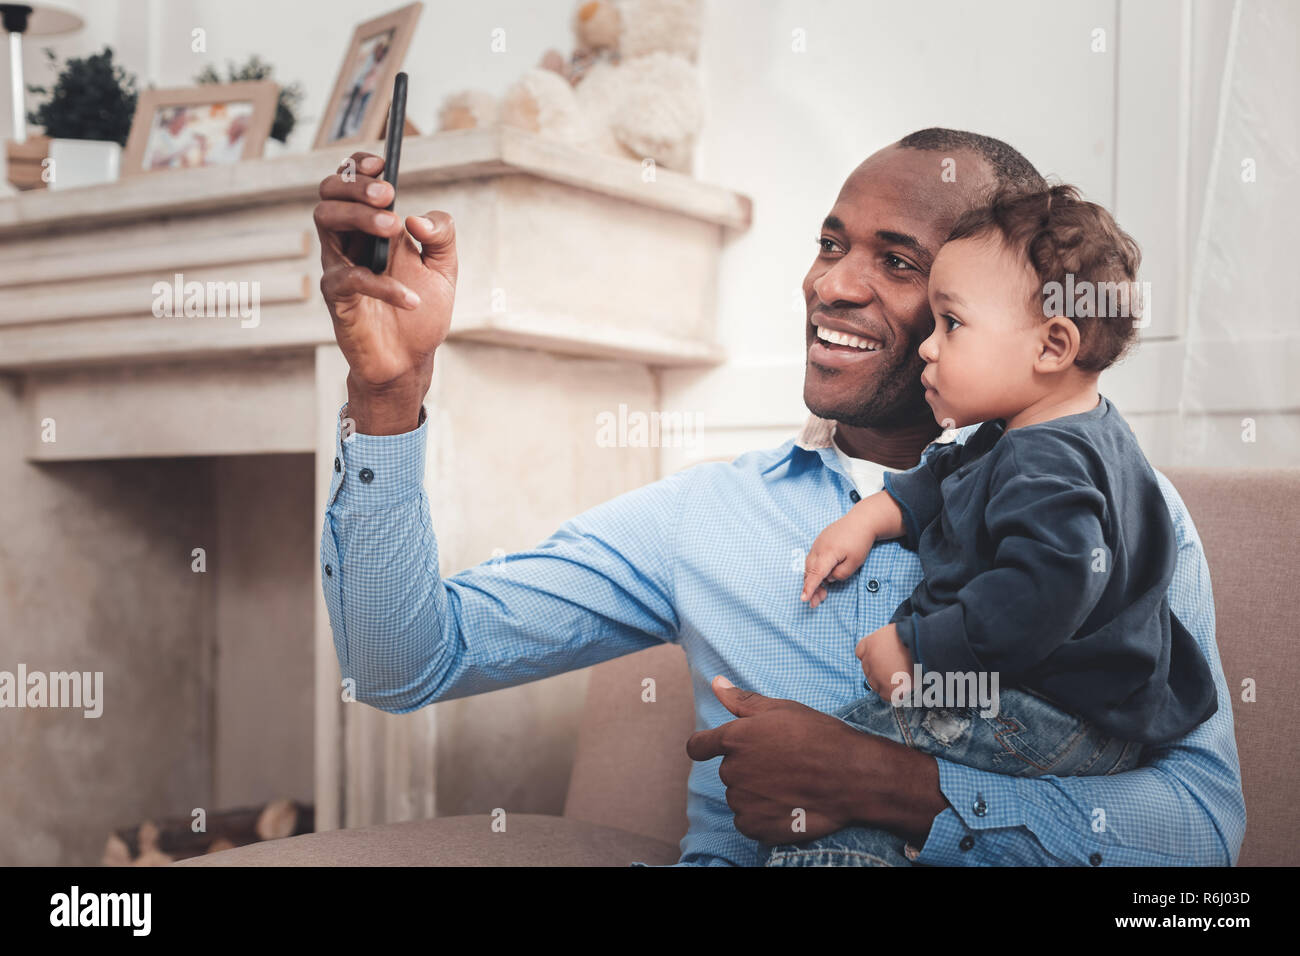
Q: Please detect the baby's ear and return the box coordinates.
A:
[1036,315,1081,371]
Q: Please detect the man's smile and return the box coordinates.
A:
[808,317,887,368]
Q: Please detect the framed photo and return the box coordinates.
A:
[314,2,423,150]
[122,81,280,175]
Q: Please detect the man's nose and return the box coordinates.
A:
[811,255,875,308]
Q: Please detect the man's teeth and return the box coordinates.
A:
[816,326,881,351]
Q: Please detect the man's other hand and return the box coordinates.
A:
[685,675,948,846]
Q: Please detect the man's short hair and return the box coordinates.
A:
[897,127,1047,193]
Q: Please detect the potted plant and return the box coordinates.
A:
[21,46,138,191]
[196,55,303,155]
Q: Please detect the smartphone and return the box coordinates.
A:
[366,72,408,274]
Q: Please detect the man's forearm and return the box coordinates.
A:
[842,730,949,844]
[322,410,451,711]
[323,409,687,711]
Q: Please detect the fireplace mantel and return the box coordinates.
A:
[1,126,749,380]
[0,127,751,837]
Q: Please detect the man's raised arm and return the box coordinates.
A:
[914,471,1246,866]
[314,153,683,712]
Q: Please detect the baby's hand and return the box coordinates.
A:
[855,624,915,701]
[801,514,874,608]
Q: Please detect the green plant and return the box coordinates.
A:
[26,46,139,145]
[196,55,303,143]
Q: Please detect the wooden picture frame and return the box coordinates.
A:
[314,2,423,151]
[122,81,280,175]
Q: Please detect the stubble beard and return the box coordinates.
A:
[805,342,933,429]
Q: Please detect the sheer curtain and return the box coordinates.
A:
[1180,0,1300,467]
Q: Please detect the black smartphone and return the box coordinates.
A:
[366,72,408,274]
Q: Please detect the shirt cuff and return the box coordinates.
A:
[913,760,1022,865]
[328,403,428,509]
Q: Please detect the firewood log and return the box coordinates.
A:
[105,801,315,863]
[102,834,132,867]
[255,799,299,841]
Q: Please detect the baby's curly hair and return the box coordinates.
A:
[946,183,1144,371]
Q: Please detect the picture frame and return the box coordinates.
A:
[313,2,423,151]
[121,81,280,175]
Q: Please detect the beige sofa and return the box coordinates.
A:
[183,467,1296,867]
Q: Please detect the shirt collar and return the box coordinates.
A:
[793,413,960,455]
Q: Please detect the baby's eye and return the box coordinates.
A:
[945,314,962,332]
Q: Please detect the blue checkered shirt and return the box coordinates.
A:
[321,407,1245,866]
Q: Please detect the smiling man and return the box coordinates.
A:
[313,127,1245,866]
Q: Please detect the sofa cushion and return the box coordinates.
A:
[177,814,681,867]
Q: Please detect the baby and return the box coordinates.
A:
[765,183,1218,867]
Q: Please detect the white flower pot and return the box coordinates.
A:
[47,138,122,191]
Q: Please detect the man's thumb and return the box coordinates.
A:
[711,675,771,717]
[408,211,457,281]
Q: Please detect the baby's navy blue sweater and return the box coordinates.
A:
[883,395,1218,745]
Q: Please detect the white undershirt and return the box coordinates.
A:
[831,429,903,497]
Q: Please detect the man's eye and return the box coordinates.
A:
[884,254,914,271]
[816,236,842,254]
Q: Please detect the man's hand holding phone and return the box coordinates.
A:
[314,151,457,436]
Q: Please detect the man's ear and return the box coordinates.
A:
[1035,316,1081,372]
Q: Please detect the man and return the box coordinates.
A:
[312,127,1245,866]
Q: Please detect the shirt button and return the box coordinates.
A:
[1089,852,1102,866]
[334,457,341,473]
[866,578,880,593]
[359,467,374,484]
[849,490,861,502]
[959,835,975,852]
[324,564,332,577]
[973,796,987,816]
